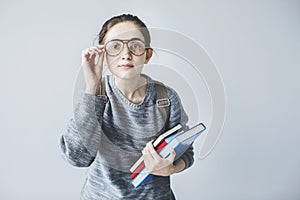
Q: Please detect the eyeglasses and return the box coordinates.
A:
[104,39,147,56]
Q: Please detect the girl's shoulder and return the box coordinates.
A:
[145,74,182,103]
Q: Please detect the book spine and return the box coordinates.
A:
[131,168,151,188]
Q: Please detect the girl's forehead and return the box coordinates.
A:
[105,22,145,41]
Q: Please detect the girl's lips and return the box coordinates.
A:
[118,64,134,68]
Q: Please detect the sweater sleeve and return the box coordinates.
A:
[167,88,194,171]
[60,93,106,167]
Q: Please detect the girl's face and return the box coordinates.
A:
[104,22,151,80]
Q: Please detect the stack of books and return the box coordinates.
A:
[130,122,206,188]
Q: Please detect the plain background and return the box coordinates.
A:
[1,0,299,199]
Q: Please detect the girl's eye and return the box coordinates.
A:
[112,43,121,50]
[130,43,141,49]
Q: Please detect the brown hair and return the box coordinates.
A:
[98,14,151,47]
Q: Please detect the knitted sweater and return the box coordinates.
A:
[60,74,194,200]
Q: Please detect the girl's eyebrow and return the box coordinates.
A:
[109,37,144,42]
[129,37,144,41]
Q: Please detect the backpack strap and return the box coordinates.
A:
[97,77,107,103]
[101,78,106,95]
[154,81,170,131]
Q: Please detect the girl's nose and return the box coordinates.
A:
[121,45,132,60]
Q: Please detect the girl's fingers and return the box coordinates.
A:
[81,46,105,70]
[82,49,95,62]
[92,45,105,53]
[146,142,161,161]
[82,50,92,66]
[142,148,150,162]
[90,46,101,53]
[87,49,98,57]
[85,46,101,55]
[82,46,105,61]
[87,50,100,65]
[95,51,104,68]
[89,53,97,65]
[82,49,91,59]
[97,44,105,50]
[167,148,176,163]
[143,146,155,160]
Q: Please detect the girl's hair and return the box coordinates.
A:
[98,14,151,47]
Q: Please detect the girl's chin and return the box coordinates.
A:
[111,71,142,80]
[109,67,143,78]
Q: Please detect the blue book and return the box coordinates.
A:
[131,122,206,188]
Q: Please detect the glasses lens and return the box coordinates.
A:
[105,40,123,56]
[128,40,146,56]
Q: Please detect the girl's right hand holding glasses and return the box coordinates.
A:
[81,45,105,95]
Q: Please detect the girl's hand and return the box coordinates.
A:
[142,141,176,176]
[81,45,105,95]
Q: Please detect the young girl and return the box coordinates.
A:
[60,14,194,200]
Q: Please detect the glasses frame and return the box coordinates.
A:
[104,38,149,56]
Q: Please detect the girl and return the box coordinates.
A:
[60,14,194,200]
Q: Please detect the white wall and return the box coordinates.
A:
[0,0,299,199]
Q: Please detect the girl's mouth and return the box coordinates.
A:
[118,64,134,69]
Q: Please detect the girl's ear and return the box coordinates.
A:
[144,48,153,64]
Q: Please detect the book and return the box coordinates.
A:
[130,130,183,179]
[130,122,206,188]
[129,124,182,173]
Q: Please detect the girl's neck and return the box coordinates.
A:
[114,75,148,103]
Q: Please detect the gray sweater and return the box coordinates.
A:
[60,75,194,200]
